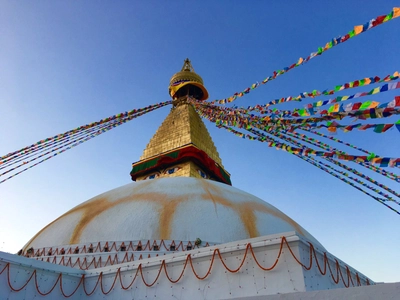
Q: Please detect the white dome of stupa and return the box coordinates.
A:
[24,177,324,250]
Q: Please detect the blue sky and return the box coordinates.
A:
[1,1,399,283]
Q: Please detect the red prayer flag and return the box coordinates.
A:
[372,15,386,26]
[382,124,394,132]
[395,96,400,107]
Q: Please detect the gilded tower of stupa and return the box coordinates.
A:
[130,58,231,184]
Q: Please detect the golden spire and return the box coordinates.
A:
[130,59,231,185]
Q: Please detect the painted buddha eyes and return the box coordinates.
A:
[197,169,207,179]
[144,167,181,180]
[165,167,180,175]
[145,173,159,180]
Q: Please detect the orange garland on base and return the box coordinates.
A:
[0,237,370,297]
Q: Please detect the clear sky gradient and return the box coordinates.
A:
[1,1,399,283]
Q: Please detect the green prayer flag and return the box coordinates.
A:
[367,152,376,161]
[360,101,372,110]
[373,124,385,133]
[384,13,393,21]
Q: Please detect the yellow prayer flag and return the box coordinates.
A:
[364,78,371,85]
[394,71,400,77]
[354,25,363,35]
[371,87,380,94]
[297,57,303,65]
[316,101,323,107]
[393,7,400,18]
[341,96,349,101]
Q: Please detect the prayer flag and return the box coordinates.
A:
[395,120,400,132]
[388,96,400,107]
[370,101,380,108]
[360,101,372,110]
[373,124,393,133]
[393,7,400,18]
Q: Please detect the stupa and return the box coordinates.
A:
[1,59,389,299]
[20,58,323,253]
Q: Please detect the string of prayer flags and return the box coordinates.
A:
[274,129,399,183]
[0,101,172,184]
[298,155,400,215]
[304,129,368,154]
[0,120,125,178]
[301,128,400,180]
[196,103,400,167]
[0,125,105,170]
[208,8,400,105]
[284,85,400,118]
[354,161,400,182]
[192,100,400,214]
[310,157,399,203]
[273,73,399,116]
[282,128,400,195]
[262,127,400,199]
[249,126,400,214]
[203,72,399,116]
[303,121,397,133]
[0,100,172,164]
[194,96,400,135]
[325,158,400,198]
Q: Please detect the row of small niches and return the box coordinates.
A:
[33,244,193,257]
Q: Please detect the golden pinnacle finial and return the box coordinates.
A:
[181,58,194,72]
[169,59,209,101]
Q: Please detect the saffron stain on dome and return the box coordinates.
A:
[69,192,188,243]
[158,196,187,239]
[237,204,259,238]
[200,181,259,237]
[201,181,305,237]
